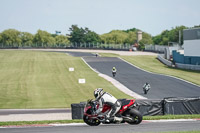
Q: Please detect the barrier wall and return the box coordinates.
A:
[164,97,200,115]
[136,99,164,116]
[157,54,172,67]
[175,63,200,71]
[71,97,200,119]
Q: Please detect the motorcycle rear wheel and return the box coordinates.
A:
[83,115,101,126]
[126,109,143,125]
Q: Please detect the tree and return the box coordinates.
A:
[0,29,22,47]
[139,33,153,50]
[68,25,85,46]
[152,26,187,45]
[68,25,101,46]
[100,30,129,44]
[124,31,137,44]
[152,35,162,45]
[83,28,101,44]
[33,30,55,47]
[20,32,34,46]
[55,35,70,46]
[0,34,2,43]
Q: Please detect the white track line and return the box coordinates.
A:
[81,57,147,99]
[143,119,198,123]
[118,57,200,88]
[49,123,87,126]
[1,119,199,128]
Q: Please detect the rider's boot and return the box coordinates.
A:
[105,116,114,123]
[114,116,123,122]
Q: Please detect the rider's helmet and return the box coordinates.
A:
[94,88,104,99]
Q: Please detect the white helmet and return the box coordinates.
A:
[94,88,104,99]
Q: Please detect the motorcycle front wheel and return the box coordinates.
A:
[83,115,101,126]
[126,108,143,125]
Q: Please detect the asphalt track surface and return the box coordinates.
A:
[1,121,200,133]
[66,51,200,99]
[1,51,200,133]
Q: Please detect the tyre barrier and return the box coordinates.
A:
[71,97,200,119]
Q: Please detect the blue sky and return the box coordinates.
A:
[0,0,200,36]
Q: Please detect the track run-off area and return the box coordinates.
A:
[1,49,200,133]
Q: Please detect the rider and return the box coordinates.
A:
[112,67,117,77]
[143,82,151,94]
[94,88,122,122]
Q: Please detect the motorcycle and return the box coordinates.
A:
[112,71,116,77]
[83,99,142,126]
[143,83,150,94]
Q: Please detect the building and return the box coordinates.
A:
[137,31,143,42]
[172,28,200,70]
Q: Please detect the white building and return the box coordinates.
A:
[183,28,200,57]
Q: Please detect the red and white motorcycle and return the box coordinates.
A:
[83,99,142,126]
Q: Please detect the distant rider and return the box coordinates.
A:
[94,88,122,122]
[143,82,151,94]
[112,67,117,77]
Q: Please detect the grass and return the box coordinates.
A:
[99,53,200,85]
[120,55,200,85]
[0,50,131,109]
[143,114,200,120]
[158,131,200,133]
[0,120,83,126]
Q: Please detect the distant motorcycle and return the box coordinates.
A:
[143,83,151,94]
[83,99,143,126]
[112,67,117,77]
[112,71,116,77]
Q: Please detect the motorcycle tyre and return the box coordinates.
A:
[126,109,143,125]
[83,115,101,126]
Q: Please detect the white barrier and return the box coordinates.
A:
[175,63,200,71]
[157,54,172,67]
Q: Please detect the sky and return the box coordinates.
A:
[0,0,200,36]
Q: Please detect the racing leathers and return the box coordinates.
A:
[95,92,121,121]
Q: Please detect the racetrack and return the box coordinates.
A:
[1,50,200,132]
[66,51,200,99]
[1,120,200,133]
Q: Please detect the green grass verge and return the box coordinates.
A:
[143,114,200,120]
[0,120,83,126]
[121,55,200,85]
[0,50,131,109]
[99,53,200,85]
[0,114,200,126]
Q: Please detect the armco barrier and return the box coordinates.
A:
[71,97,200,119]
[157,54,172,67]
[175,63,200,71]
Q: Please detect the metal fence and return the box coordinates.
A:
[0,43,133,51]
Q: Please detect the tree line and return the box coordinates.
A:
[153,25,200,46]
[0,29,70,47]
[0,24,199,49]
